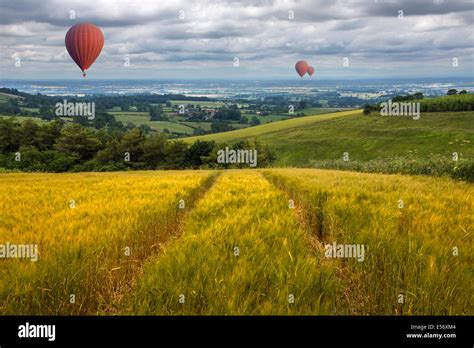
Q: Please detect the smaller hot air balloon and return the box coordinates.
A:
[295,60,309,78]
[65,23,104,77]
[307,66,315,76]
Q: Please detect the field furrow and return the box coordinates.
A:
[132,171,337,315]
[262,168,473,315]
[0,171,217,314]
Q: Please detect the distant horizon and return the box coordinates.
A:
[2,76,473,99]
[2,76,474,82]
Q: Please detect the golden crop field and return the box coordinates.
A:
[0,169,472,315]
[0,171,216,314]
[131,171,337,315]
[262,169,473,315]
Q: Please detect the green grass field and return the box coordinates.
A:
[110,111,252,134]
[0,115,47,124]
[0,92,22,102]
[246,114,290,123]
[300,107,352,115]
[21,107,39,113]
[184,109,360,143]
[170,100,226,107]
[181,121,213,131]
[185,110,474,166]
[110,112,195,134]
[240,108,349,124]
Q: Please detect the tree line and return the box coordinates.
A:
[363,91,473,114]
[0,117,275,172]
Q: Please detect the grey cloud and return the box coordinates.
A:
[0,0,472,78]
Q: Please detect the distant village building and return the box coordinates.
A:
[203,108,217,120]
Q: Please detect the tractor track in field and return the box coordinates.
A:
[260,170,328,247]
[130,170,339,315]
[103,171,222,315]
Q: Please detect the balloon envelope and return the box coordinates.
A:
[307,66,315,76]
[295,60,309,77]
[65,23,104,76]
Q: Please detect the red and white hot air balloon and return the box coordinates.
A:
[65,23,104,77]
[295,60,309,78]
[307,66,315,76]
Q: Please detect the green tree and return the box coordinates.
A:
[211,121,231,133]
[39,105,54,120]
[141,133,168,168]
[0,117,21,153]
[94,139,121,164]
[165,140,188,168]
[297,100,307,109]
[138,124,153,134]
[184,140,215,167]
[250,116,261,125]
[36,120,63,150]
[117,127,146,165]
[149,105,164,121]
[20,119,39,147]
[55,124,101,161]
[136,103,148,112]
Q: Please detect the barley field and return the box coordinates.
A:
[0,169,472,315]
[0,171,216,314]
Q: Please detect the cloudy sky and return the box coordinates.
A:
[0,0,473,80]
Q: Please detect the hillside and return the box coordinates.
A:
[184,110,474,167]
[0,92,23,101]
[184,109,361,143]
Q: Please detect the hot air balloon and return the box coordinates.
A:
[307,66,315,76]
[295,60,309,78]
[65,23,104,77]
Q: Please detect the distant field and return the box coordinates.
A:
[0,115,46,124]
[247,114,290,123]
[241,108,349,124]
[301,107,351,115]
[109,111,149,126]
[21,107,39,113]
[110,111,195,134]
[170,100,226,107]
[110,111,149,119]
[0,92,22,102]
[181,121,212,131]
[184,109,360,143]
[111,111,254,134]
[150,121,195,133]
